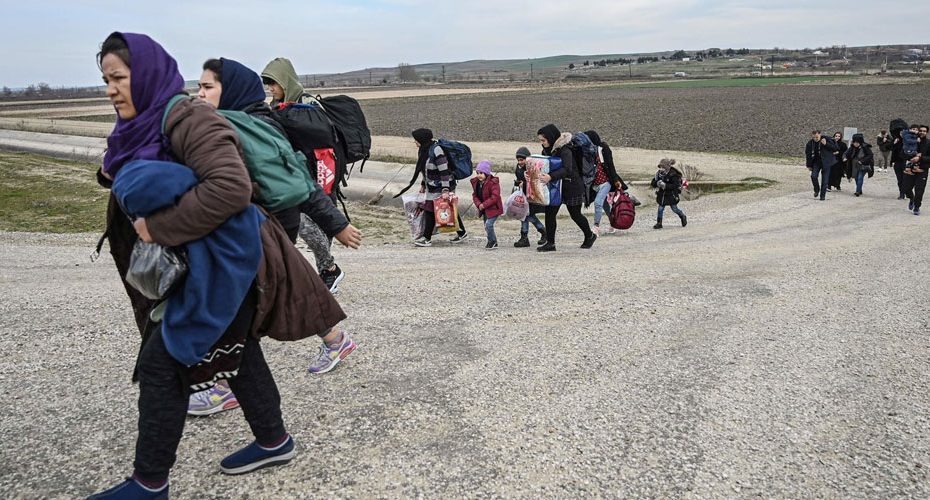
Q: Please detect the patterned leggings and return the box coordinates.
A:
[298,213,334,271]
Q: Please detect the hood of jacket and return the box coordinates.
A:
[261,57,304,103]
[552,132,573,152]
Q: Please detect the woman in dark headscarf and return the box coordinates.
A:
[536,124,596,251]
[88,33,339,498]
[191,57,360,414]
[830,131,848,191]
[583,130,632,234]
[398,128,468,246]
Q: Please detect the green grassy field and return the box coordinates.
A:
[622,75,855,89]
[0,151,108,233]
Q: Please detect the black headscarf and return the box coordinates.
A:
[537,124,561,155]
[584,129,627,191]
[218,58,266,111]
[395,128,434,197]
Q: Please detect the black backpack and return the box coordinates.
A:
[272,99,350,214]
[890,118,908,138]
[311,95,372,173]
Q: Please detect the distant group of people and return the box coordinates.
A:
[402,125,687,251]
[806,124,928,214]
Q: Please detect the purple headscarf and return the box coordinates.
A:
[102,32,186,177]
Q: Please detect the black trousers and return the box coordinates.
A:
[903,172,929,210]
[893,161,911,198]
[422,210,466,240]
[543,204,592,245]
[132,288,285,483]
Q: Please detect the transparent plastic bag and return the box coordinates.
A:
[125,240,189,300]
[402,192,426,240]
[505,189,530,221]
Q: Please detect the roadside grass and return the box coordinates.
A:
[688,177,777,197]
[0,151,108,233]
[68,115,116,123]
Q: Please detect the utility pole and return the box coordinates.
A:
[369,70,372,85]
[442,65,446,83]
[629,62,632,78]
[760,56,764,77]
[771,55,775,76]
[530,62,534,81]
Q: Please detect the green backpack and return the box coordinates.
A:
[162,94,314,212]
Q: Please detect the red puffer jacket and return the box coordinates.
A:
[470,175,503,219]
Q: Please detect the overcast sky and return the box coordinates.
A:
[0,0,918,88]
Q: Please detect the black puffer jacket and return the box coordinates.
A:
[651,168,683,206]
[543,133,585,206]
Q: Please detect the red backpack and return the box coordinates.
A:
[608,190,636,230]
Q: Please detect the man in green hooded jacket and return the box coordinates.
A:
[262,57,305,105]
[262,57,357,376]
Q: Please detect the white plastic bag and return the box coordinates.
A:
[402,192,426,240]
[504,189,530,221]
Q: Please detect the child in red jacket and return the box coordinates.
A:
[471,160,503,250]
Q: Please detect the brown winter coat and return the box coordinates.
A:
[103,96,343,345]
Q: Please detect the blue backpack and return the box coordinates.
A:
[901,129,919,159]
[570,132,599,194]
[436,139,473,180]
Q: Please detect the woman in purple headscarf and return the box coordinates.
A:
[88,33,322,498]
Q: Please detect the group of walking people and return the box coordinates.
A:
[806,124,929,214]
[89,32,365,499]
[404,125,688,251]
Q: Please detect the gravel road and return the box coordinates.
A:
[1,167,928,498]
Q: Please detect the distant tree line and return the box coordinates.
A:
[0,82,106,101]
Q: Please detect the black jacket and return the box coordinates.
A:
[877,134,893,153]
[919,138,930,171]
[844,144,875,174]
[806,138,839,168]
[651,169,683,206]
[543,134,585,205]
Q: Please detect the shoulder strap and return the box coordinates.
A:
[161,94,189,135]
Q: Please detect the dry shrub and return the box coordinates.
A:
[680,163,704,201]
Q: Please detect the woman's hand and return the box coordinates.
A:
[335,224,362,249]
[541,174,552,183]
[133,218,154,243]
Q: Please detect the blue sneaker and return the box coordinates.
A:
[86,478,168,499]
[220,435,296,475]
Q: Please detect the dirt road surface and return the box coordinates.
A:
[1,156,928,498]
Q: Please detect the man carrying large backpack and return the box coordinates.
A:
[261,57,349,292]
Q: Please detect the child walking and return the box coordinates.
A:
[651,158,688,229]
[471,160,503,249]
[513,147,547,247]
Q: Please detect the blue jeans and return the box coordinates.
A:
[855,170,866,194]
[521,212,545,235]
[811,163,831,198]
[592,182,611,226]
[658,205,685,220]
[483,215,498,243]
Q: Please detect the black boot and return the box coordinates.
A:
[514,233,530,248]
[537,232,547,246]
[537,243,556,252]
[580,232,597,249]
[680,214,688,227]
[653,219,663,229]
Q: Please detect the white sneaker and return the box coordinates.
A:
[413,236,432,247]
[592,225,600,236]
